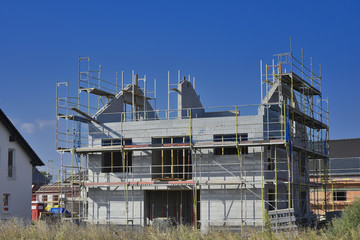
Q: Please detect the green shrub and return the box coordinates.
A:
[326,198,360,239]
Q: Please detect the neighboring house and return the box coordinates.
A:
[32,168,50,194]
[0,109,44,221]
[32,171,85,219]
[310,138,360,215]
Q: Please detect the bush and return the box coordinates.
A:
[326,198,360,239]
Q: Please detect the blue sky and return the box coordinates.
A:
[1,1,359,173]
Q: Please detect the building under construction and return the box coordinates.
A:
[56,43,329,231]
[310,138,360,217]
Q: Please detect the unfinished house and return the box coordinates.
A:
[310,138,360,216]
[56,46,329,231]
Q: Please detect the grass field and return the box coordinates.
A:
[2,199,360,240]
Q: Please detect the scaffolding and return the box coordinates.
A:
[55,41,329,232]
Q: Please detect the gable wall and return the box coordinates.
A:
[0,122,33,222]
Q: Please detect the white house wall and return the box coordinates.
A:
[0,122,33,222]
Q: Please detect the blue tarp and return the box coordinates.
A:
[49,207,69,214]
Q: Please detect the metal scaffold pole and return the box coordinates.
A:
[261,147,264,227]
[275,146,278,210]
[126,183,129,231]
[54,49,328,228]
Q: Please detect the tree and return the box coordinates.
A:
[40,171,53,184]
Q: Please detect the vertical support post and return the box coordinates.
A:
[97,65,102,110]
[111,151,114,173]
[78,57,81,111]
[167,71,170,120]
[71,153,74,220]
[132,70,135,121]
[116,72,118,93]
[189,109,192,147]
[310,57,313,86]
[154,78,157,111]
[144,75,147,120]
[332,181,334,211]
[126,183,129,231]
[267,104,270,140]
[260,60,263,102]
[236,106,238,145]
[180,191,183,225]
[275,146,278,210]
[167,191,169,218]
[66,82,69,149]
[290,36,293,72]
[152,191,155,220]
[301,49,304,80]
[265,64,268,103]
[171,137,174,178]
[78,154,82,222]
[88,59,91,116]
[193,149,197,229]
[135,74,138,120]
[121,112,124,148]
[272,58,275,82]
[56,82,59,149]
[122,70,124,90]
[241,177,243,236]
[288,39,295,209]
[183,137,186,179]
[237,145,243,236]
[261,147,264,227]
[177,149,179,179]
[319,64,322,94]
[161,138,164,178]
[193,183,197,229]
[59,152,63,212]
[288,149,291,209]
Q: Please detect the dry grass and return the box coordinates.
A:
[2,200,360,240]
[0,220,359,240]
[0,221,243,240]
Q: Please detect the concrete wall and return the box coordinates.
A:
[89,114,264,147]
[85,99,310,226]
[177,80,204,118]
[200,188,263,231]
[0,122,33,222]
[88,187,144,226]
[88,154,152,183]
[95,84,156,123]
[86,112,266,226]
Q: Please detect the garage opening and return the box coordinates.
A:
[145,190,200,227]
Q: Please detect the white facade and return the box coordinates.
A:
[0,110,44,222]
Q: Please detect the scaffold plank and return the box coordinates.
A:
[79,87,115,98]
[280,73,321,96]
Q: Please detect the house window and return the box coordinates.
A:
[101,138,132,173]
[8,149,14,178]
[213,134,248,155]
[53,195,59,202]
[333,191,347,201]
[3,194,9,212]
[151,136,192,180]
